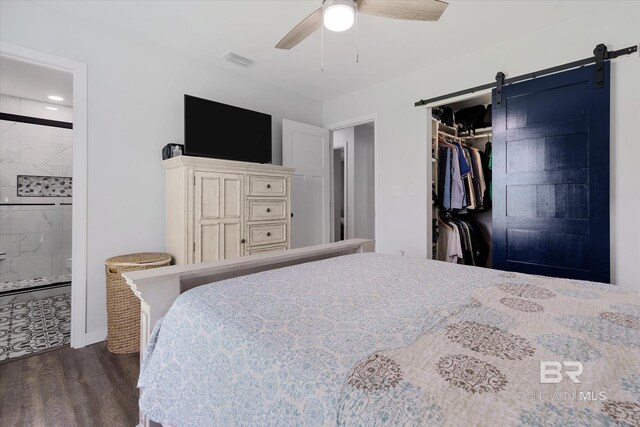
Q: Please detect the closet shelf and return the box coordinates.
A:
[459,127,491,137]
[437,122,457,136]
[438,131,462,141]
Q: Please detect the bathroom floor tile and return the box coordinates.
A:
[0,292,71,362]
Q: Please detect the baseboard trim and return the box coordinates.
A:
[77,329,107,348]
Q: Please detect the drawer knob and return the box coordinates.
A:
[241,238,246,244]
[266,184,271,189]
[267,232,272,237]
[266,208,271,213]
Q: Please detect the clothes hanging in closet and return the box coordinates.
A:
[436,135,489,212]
[437,138,465,210]
[472,210,493,268]
[483,141,492,207]
[437,218,463,263]
[438,214,489,267]
[468,147,486,209]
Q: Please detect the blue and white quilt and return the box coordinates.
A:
[138,253,640,426]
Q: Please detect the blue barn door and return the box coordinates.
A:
[492,63,610,283]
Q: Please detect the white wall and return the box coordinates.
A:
[0,1,323,341]
[323,6,640,290]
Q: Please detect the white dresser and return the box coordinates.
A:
[163,156,294,265]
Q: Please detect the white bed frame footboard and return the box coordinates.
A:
[124,239,374,427]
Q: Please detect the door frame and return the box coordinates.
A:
[331,130,353,241]
[0,41,89,348]
[325,114,379,249]
[331,145,347,241]
[424,90,492,259]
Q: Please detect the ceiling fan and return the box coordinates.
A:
[276,0,449,50]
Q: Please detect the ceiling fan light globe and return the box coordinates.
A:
[323,4,355,32]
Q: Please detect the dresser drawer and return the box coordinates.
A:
[247,222,287,246]
[248,175,287,197]
[246,244,287,256]
[247,199,287,221]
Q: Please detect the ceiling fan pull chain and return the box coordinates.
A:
[355,1,359,63]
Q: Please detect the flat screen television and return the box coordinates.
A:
[184,95,272,163]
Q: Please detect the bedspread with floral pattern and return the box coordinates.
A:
[138,253,640,426]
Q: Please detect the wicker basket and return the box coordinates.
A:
[105,252,171,354]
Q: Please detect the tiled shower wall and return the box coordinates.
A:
[0,95,73,283]
[0,205,72,282]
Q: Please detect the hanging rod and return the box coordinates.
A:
[414,43,638,108]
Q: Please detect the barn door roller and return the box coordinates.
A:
[494,72,505,108]
[594,44,607,89]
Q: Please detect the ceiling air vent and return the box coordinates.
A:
[222,52,256,68]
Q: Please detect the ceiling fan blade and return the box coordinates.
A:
[356,0,448,21]
[276,7,323,50]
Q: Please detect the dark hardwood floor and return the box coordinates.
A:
[0,342,139,427]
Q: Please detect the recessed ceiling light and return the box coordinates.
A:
[48,95,64,102]
[46,106,59,111]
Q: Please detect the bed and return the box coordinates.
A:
[125,240,640,427]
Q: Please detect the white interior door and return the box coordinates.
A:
[282,119,331,248]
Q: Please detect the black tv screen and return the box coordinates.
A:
[184,95,272,163]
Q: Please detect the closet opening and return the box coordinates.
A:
[426,62,612,282]
[428,92,493,268]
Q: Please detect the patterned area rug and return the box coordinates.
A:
[0,293,71,361]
